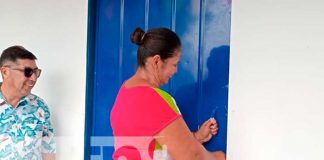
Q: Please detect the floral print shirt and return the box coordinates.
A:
[0,92,55,160]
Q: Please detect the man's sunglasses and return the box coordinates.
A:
[4,66,42,78]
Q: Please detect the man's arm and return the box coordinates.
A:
[42,153,55,160]
[41,103,56,159]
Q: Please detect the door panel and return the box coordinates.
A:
[86,0,231,159]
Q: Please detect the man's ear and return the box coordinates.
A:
[0,67,9,79]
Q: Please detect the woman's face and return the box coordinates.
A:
[157,50,181,86]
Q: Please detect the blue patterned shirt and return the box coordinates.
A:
[0,92,55,160]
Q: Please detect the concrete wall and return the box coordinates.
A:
[228,0,324,159]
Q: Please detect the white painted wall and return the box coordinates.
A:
[228,0,324,159]
[3,0,324,159]
[0,1,87,159]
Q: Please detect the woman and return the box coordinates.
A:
[110,27,225,160]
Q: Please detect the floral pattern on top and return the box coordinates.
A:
[0,92,55,160]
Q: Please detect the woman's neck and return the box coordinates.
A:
[127,67,160,88]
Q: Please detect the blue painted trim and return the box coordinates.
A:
[168,0,177,94]
[84,0,96,159]
[171,0,176,31]
[118,0,125,86]
[197,0,206,128]
[144,0,149,31]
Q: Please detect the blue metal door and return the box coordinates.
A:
[86,0,231,159]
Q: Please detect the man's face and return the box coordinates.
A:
[3,59,39,97]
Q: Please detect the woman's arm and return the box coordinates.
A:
[193,118,218,143]
[155,117,225,160]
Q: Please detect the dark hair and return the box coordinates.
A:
[130,27,181,67]
[0,45,37,66]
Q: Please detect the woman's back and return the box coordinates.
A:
[110,82,181,159]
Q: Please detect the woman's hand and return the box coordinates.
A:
[193,118,218,143]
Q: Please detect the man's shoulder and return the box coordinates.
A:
[27,93,45,101]
[26,93,49,108]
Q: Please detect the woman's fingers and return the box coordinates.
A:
[209,120,218,135]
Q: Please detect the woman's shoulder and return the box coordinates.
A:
[122,79,156,92]
[122,81,171,97]
[121,79,176,106]
[121,82,155,93]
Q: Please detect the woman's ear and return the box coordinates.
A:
[152,55,161,65]
[146,54,161,67]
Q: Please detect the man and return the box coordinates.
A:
[0,46,55,159]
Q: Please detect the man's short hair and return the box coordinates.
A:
[0,45,37,67]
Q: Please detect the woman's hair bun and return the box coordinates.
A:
[130,27,145,45]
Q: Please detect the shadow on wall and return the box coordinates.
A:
[174,45,230,152]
